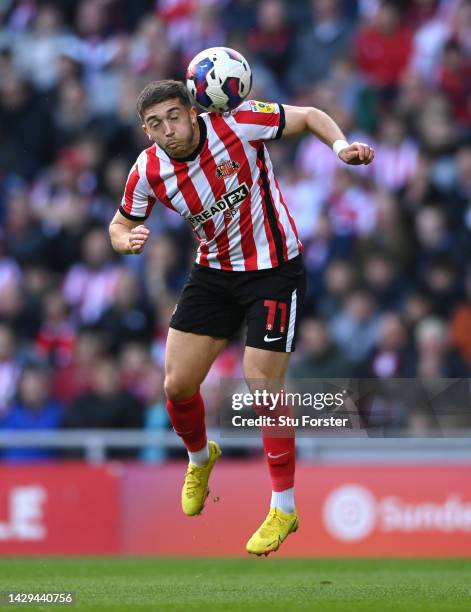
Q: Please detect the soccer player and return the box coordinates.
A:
[109,80,374,556]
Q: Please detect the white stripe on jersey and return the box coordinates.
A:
[263,148,302,260]
[286,289,297,352]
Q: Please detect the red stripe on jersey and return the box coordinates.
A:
[209,114,258,271]
[233,110,279,129]
[170,159,219,267]
[199,139,233,270]
[273,174,303,252]
[147,195,156,217]
[146,148,176,211]
[123,164,140,216]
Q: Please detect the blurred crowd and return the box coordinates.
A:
[0,0,471,458]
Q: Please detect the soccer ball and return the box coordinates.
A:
[186,47,252,113]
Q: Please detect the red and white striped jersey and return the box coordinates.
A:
[120,100,302,271]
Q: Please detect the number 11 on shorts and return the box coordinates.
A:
[263,300,287,333]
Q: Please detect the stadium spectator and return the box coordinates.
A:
[0,365,64,462]
[358,312,413,378]
[119,341,156,402]
[247,0,293,89]
[0,75,54,178]
[354,0,413,91]
[414,316,469,378]
[363,251,406,312]
[325,167,377,237]
[12,4,69,92]
[329,288,380,363]
[35,289,76,368]
[289,317,354,378]
[372,114,419,192]
[317,258,356,320]
[63,225,121,325]
[62,358,145,458]
[95,270,155,353]
[288,0,354,93]
[51,328,104,403]
[436,39,471,124]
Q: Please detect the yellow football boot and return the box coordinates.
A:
[181,440,221,516]
[246,508,299,556]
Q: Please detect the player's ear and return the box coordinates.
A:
[189,106,198,125]
[142,124,152,141]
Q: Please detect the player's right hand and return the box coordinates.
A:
[128,225,150,254]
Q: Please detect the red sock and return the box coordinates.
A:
[255,395,296,492]
[262,434,295,491]
[166,388,207,452]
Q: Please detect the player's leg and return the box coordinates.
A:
[165,263,245,516]
[165,327,226,454]
[243,346,295,510]
[243,347,299,555]
[238,255,306,554]
[165,328,227,516]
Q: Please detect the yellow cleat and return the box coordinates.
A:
[181,440,221,516]
[246,508,299,556]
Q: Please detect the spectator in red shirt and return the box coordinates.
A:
[354,0,413,91]
[35,289,76,368]
[437,39,471,124]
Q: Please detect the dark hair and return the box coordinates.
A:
[136,80,192,120]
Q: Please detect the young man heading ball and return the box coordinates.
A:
[109,79,374,556]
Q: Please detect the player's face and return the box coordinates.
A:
[142,99,199,158]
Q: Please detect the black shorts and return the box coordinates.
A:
[170,254,306,353]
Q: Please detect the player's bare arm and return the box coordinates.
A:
[282,105,375,166]
[109,210,150,255]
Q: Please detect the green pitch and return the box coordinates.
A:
[0,558,470,611]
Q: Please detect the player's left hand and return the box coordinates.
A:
[339,142,375,166]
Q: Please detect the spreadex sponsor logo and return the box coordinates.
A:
[188,183,249,227]
[323,484,471,542]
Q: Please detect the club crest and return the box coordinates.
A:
[216,159,240,178]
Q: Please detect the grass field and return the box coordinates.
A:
[0,558,470,611]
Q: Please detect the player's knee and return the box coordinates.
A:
[164,376,197,402]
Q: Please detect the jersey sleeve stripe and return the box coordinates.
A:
[118,205,147,221]
[210,114,258,271]
[275,104,285,140]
